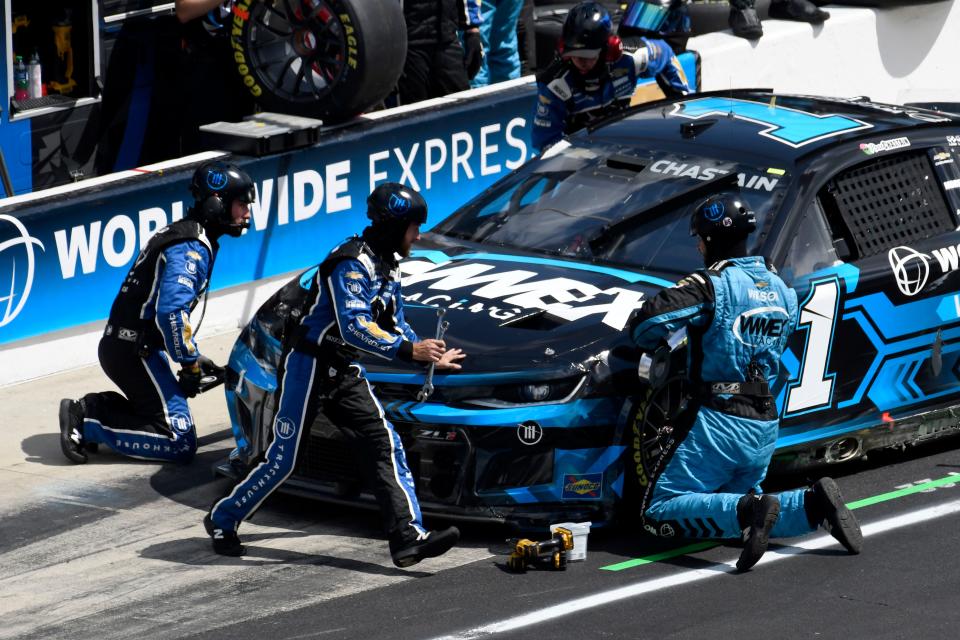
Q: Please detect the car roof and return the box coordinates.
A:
[584,89,960,167]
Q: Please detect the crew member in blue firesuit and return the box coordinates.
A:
[205,183,466,567]
[58,161,254,464]
[627,192,863,571]
[531,1,688,154]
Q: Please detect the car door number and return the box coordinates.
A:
[785,278,840,415]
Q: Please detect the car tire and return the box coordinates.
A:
[619,376,690,524]
[229,0,407,122]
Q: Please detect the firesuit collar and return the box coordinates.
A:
[702,240,748,267]
[185,207,223,247]
[361,224,404,263]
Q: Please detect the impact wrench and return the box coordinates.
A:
[417,307,449,401]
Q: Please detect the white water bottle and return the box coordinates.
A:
[27,52,42,99]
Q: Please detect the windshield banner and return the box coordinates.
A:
[0,53,698,346]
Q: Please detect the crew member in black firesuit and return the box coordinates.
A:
[628,191,862,571]
[58,161,254,464]
[532,1,688,153]
[397,0,484,105]
[205,183,466,567]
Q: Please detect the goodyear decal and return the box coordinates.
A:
[231,0,262,98]
[562,473,603,500]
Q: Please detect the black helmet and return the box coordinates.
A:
[190,161,255,237]
[690,193,757,248]
[561,2,613,57]
[367,182,428,226]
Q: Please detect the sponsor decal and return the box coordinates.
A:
[357,316,395,340]
[648,160,781,192]
[859,137,910,155]
[888,242,960,296]
[946,135,960,147]
[562,473,603,500]
[732,306,790,346]
[659,523,676,537]
[747,287,778,302]
[516,420,542,445]
[388,193,410,214]
[343,270,364,280]
[933,152,952,162]
[944,178,960,191]
[536,103,548,117]
[401,259,648,330]
[275,416,296,440]
[186,250,202,260]
[177,275,195,290]
[185,260,197,275]
[344,299,365,309]
[0,214,45,328]
[170,413,192,435]
[346,280,362,295]
[118,328,138,341]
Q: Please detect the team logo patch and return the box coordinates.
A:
[346,281,362,295]
[704,201,725,221]
[205,169,228,191]
[888,245,930,297]
[275,417,296,440]
[170,413,193,435]
[517,421,543,445]
[388,193,410,214]
[659,523,676,537]
[185,261,197,275]
[561,473,603,500]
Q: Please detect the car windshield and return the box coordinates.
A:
[433,142,791,275]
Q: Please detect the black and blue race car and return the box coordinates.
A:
[219,90,960,529]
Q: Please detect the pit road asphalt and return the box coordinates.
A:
[5,329,960,640]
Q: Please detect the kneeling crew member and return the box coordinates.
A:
[628,191,863,571]
[58,161,253,464]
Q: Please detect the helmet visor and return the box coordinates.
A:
[621,1,670,32]
[562,48,601,59]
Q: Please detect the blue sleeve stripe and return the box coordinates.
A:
[632,303,704,341]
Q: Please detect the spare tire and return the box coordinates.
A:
[230,0,407,122]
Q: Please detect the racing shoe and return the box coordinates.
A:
[768,0,829,23]
[729,7,763,40]
[203,514,246,557]
[59,398,87,464]
[808,477,862,554]
[391,526,460,568]
[736,493,780,571]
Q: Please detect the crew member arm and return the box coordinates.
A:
[531,71,570,153]
[457,0,483,28]
[154,241,211,364]
[625,37,689,95]
[629,272,713,350]
[327,259,414,361]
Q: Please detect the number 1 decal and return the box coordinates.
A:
[786,278,840,415]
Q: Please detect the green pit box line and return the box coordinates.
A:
[601,473,960,572]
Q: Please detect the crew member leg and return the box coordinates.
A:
[78,337,197,463]
[209,349,320,533]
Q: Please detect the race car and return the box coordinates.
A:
[219,89,960,529]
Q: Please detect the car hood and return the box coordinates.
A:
[364,236,676,375]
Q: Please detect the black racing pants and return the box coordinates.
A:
[211,350,426,547]
[397,42,471,105]
[80,335,197,463]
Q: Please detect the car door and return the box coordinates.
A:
[774,140,960,465]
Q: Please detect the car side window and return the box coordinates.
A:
[817,148,956,261]
[782,200,840,279]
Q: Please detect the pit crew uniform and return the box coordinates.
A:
[531,39,688,153]
[209,236,428,549]
[78,219,216,463]
[628,257,817,540]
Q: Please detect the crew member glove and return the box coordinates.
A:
[463,29,484,80]
[178,363,203,398]
[196,354,224,377]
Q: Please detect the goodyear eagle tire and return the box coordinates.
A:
[230,0,407,122]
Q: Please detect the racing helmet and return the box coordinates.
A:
[620,0,689,35]
[560,2,617,59]
[367,182,428,227]
[690,193,757,248]
[189,161,255,237]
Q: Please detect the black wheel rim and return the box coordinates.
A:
[636,376,688,479]
[244,0,348,105]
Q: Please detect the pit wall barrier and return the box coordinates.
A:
[0,55,698,387]
[1,0,957,387]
